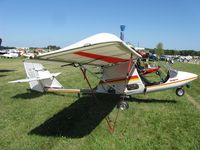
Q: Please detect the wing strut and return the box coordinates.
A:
[77,64,122,93]
[78,64,121,133]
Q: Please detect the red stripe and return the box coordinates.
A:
[127,57,132,72]
[143,67,160,75]
[74,51,128,63]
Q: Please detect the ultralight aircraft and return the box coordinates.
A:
[9,33,198,131]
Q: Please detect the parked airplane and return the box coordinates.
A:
[1,49,19,58]
[9,33,198,132]
[9,33,198,111]
[2,53,18,58]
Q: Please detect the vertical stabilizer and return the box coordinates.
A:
[23,62,63,92]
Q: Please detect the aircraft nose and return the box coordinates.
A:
[192,73,198,78]
[188,72,198,79]
[180,71,198,81]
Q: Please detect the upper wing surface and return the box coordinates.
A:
[37,33,141,66]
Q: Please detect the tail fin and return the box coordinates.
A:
[9,62,63,92]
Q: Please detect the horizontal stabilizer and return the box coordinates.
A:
[51,72,61,77]
[8,73,60,83]
[8,78,39,83]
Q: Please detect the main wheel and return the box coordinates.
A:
[176,88,185,96]
[117,101,129,110]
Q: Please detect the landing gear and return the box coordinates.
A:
[117,101,129,110]
[176,88,185,97]
[77,93,81,98]
[186,84,190,88]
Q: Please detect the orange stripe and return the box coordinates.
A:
[47,89,80,93]
[147,77,197,88]
[129,76,139,80]
[100,75,139,84]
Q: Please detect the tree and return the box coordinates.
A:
[156,42,164,57]
[47,45,60,51]
[0,38,2,47]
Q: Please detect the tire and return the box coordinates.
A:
[176,88,185,96]
[117,101,129,110]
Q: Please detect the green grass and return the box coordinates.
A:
[0,58,200,150]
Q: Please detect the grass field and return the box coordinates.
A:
[0,58,200,150]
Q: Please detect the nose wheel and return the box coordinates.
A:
[176,88,185,96]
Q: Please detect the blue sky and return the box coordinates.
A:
[0,0,200,50]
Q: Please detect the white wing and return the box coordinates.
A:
[37,33,141,66]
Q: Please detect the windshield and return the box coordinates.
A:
[136,59,176,86]
[159,61,178,77]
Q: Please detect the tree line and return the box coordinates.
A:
[0,45,61,51]
[146,42,200,56]
[29,45,61,51]
[0,46,16,50]
[146,48,200,56]
[1,42,200,56]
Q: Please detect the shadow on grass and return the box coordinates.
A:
[29,94,119,138]
[28,94,176,138]
[0,69,16,72]
[0,75,7,77]
[128,97,177,104]
[12,89,66,100]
